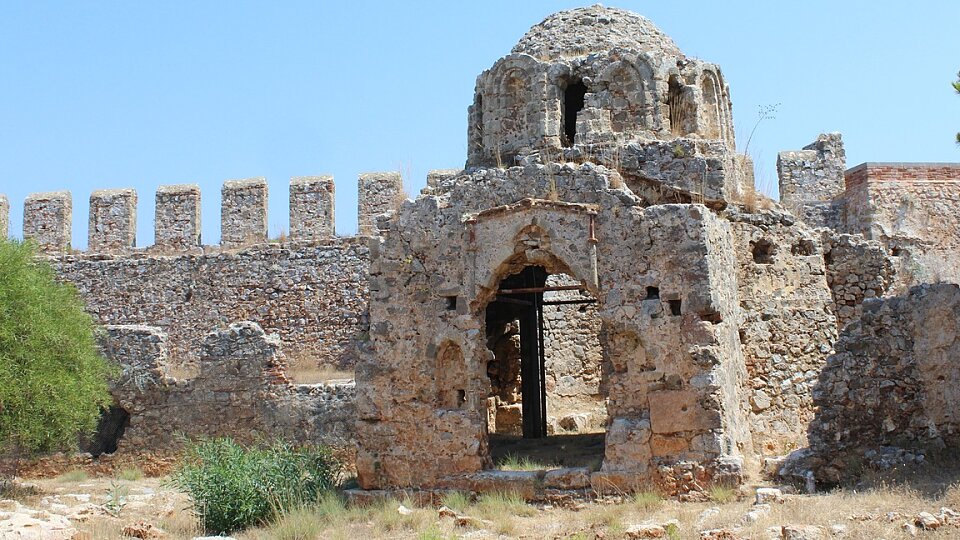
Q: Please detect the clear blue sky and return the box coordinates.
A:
[2,1,958,248]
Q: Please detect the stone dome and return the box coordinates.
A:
[511,5,682,60]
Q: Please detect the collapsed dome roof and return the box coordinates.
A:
[511,5,683,60]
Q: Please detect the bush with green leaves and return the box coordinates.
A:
[0,239,113,457]
[170,437,342,534]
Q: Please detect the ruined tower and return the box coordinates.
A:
[352,6,836,495]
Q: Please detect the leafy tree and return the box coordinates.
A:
[0,240,113,458]
[955,71,960,145]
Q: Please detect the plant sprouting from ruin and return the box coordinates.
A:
[954,71,960,145]
[742,103,780,156]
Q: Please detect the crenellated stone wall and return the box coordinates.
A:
[88,189,137,253]
[358,172,403,236]
[221,178,268,248]
[23,191,72,252]
[290,176,335,240]
[6,175,387,372]
[154,184,202,252]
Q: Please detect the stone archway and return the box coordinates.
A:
[472,217,610,470]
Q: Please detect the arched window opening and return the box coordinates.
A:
[562,79,588,147]
[668,76,692,137]
[700,74,722,140]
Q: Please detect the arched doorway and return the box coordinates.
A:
[483,265,607,469]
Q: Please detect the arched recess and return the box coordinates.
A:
[479,54,541,165]
[600,57,655,134]
[668,74,695,137]
[467,201,601,313]
[436,340,468,410]
[700,70,723,140]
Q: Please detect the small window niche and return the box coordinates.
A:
[751,239,775,265]
[562,79,588,147]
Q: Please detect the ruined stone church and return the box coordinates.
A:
[2,5,959,497]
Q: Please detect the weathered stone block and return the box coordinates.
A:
[154,184,201,251]
[290,175,335,241]
[221,178,268,247]
[358,172,402,236]
[649,390,722,434]
[23,191,72,253]
[88,188,137,253]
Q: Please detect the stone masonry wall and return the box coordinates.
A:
[844,163,960,286]
[100,322,355,452]
[357,162,753,493]
[290,176,335,240]
[821,231,896,329]
[23,191,72,252]
[807,283,960,485]
[221,178,268,248]
[154,185,202,252]
[542,274,606,433]
[777,133,846,229]
[88,189,137,253]
[727,208,838,456]
[358,172,403,236]
[54,240,369,370]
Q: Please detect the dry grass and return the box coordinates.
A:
[35,460,960,540]
[116,466,143,481]
[55,469,88,482]
[496,453,557,471]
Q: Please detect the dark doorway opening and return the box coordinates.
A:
[562,80,588,147]
[81,405,130,456]
[485,266,550,438]
[484,265,606,470]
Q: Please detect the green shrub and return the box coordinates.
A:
[0,240,114,456]
[169,437,341,534]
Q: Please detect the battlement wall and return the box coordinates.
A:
[1,171,409,253]
[53,238,370,370]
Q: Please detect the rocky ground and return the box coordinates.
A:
[2,458,960,539]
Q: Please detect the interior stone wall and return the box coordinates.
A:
[727,208,838,457]
[541,274,607,433]
[99,322,355,453]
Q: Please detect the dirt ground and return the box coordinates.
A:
[3,455,960,539]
